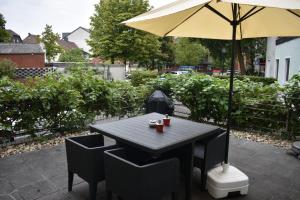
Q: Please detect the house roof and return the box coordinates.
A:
[57,39,78,50]
[0,43,44,54]
[6,29,20,37]
[276,37,299,45]
[23,33,40,44]
[62,26,90,39]
[62,32,70,40]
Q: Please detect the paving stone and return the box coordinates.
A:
[0,179,14,194]
[7,170,44,189]
[0,137,300,200]
[0,195,13,200]
[18,179,56,200]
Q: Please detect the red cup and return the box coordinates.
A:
[163,118,171,126]
[156,124,164,133]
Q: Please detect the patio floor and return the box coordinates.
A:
[0,135,299,200]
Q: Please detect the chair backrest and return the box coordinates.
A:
[65,136,108,182]
[205,131,227,168]
[104,148,180,200]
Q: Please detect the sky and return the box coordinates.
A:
[0,0,175,39]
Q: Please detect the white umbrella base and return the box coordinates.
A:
[291,141,300,159]
[206,164,249,199]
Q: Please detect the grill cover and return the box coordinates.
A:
[145,90,174,115]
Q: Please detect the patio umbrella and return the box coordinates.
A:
[123,0,300,164]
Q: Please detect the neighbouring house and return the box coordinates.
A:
[265,37,300,85]
[6,29,23,43]
[55,39,88,61]
[62,27,90,55]
[23,33,85,61]
[23,33,40,44]
[56,39,78,51]
[0,43,45,68]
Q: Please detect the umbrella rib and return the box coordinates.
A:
[163,4,207,36]
[238,6,257,22]
[287,10,300,19]
[205,4,232,24]
[238,5,243,40]
[238,7,265,23]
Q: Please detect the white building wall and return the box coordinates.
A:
[275,38,300,85]
[67,28,90,54]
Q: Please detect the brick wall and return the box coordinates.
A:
[0,54,45,68]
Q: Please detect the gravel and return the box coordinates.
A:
[0,131,90,158]
[0,130,293,159]
[232,130,292,149]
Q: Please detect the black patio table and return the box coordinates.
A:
[89,112,222,200]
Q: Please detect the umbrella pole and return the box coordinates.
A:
[225,3,238,164]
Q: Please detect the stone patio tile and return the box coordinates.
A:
[0,178,14,194]
[0,136,299,200]
[18,179,56,200]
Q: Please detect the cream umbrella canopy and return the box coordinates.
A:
[123,0,300,164]
[123,0,300,39]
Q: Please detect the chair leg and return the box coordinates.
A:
[200,166,207,191]
[89,182,97,200]
[68,170,74,192]
[171,192,177,200]
[117,196,123,200]
[106,190,112,200]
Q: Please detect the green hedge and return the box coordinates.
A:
[1,68,299,139]
[130,70,158,86]
[0,59,16,79]
[147,74,299,137]
[0,67,147,138]
[213,75,277,85]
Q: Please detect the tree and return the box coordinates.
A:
[88,0,161,66]
[198,38,266,74]
[131,33,162,69]
[59,48,86,62]
[0,13,11,42]
[40,25,62,62]
[175,38,210,66]
[159,37,176,67]
[240,38,267,74]
[0,59,16,78]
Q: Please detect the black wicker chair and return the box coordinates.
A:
[104,148,180,200]
[194,131,227,190]
[65,134,117,200]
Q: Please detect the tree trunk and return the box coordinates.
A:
[237,41,246,75]
[111,57,115,64]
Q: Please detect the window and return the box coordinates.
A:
[276,59,279,80]
[285,58,290,81]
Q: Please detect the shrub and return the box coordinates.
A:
[173,74,228,124]
[156,74,290,136]
[0,67,150,138]
[0,77,37,136]
[146,74,178,97]
[33,74,85,132]
[214,75,277,85]
[108,81,150,117]
[0,59,17,78]
[59,48,86,62]
[284,74,300,137]
[130,70,157,86]
[65,67,110,118]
